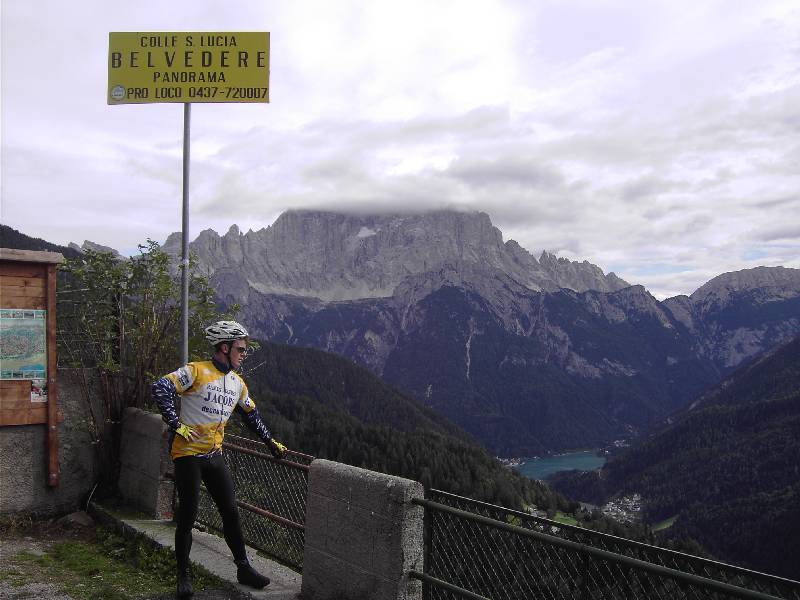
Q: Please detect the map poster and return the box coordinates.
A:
[0,309,47,380]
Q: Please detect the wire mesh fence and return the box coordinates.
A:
[426,490,800,600]
[194,434,313,570]
[418,490,800,600]
[55,289,118,368]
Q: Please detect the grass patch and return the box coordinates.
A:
[3,528,227,600]
[652,515,678,532]
[553,511,579,526]
[0,551,41,588]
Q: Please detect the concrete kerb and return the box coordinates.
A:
[89,502,302,600]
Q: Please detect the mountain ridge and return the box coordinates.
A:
[154,211,800,453]
[0,224,83,259]
[9,214,797,454]
[162,210,630,300]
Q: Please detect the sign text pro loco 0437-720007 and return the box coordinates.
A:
[107,32,269,104]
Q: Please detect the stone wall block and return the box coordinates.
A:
[303,490,329,537]
[302,459,423,600]
[301,547,354,598]
[118,407,172,518]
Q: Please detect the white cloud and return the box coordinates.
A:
[2,0,799,298]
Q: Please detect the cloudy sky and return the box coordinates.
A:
[2,0,798,298]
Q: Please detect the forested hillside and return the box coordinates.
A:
[216,341,654,543]
[236,341,574,512]
[0,225,82,258]
[242,340,471,441]
[550,336,800,578]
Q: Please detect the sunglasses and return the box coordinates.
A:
[231,345,249,355]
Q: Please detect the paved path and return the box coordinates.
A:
[91,504,302,600]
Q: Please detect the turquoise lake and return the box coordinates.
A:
[516,450,606,481]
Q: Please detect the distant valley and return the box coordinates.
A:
[550,335,800,579]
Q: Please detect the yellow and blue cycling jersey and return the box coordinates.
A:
[152,359,273,460]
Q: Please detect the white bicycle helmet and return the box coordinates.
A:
[204,320,249,346]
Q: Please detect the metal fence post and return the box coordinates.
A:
[423,488,432,600]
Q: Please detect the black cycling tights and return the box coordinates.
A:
[173,454,247,571]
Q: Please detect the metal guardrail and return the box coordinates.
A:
[415,491,800,600]
[190,444,799,598]
[426,490,800,600]
[194,434,313,570]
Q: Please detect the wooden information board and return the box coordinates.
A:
[0,248,64,486]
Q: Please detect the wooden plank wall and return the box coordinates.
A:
[1,264,47,305]
[0,382,48,424]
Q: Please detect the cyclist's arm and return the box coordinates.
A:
[151,365,196,431]
[152,377,180,430]
[235,395,273,444]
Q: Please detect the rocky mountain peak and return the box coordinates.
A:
[660,266,800,368]
[67,240,123,259]
[168,209,629,301]
[161,232,183,255]
[691,266,800,304]
[537,250,629,294]
[268,209,507,261]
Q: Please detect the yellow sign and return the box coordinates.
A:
[107,32,269,104]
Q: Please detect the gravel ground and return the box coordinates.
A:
[0,532,77,600]
[0,580,76,600]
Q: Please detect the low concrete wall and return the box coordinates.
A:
[302,459,424,600]
[118,407,174,519]
[0,369,98,516]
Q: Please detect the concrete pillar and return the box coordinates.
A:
[118,407,173,519]
[302,459,424,600]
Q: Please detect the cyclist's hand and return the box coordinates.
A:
[268,439,287,459]
[175,423,198,441]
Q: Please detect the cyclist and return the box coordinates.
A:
[151,320,287,598]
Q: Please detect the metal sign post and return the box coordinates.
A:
[107,31,270,366]
[181,102,191,364]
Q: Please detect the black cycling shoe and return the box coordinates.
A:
[235,560,270,588]
[176,568,193,598]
